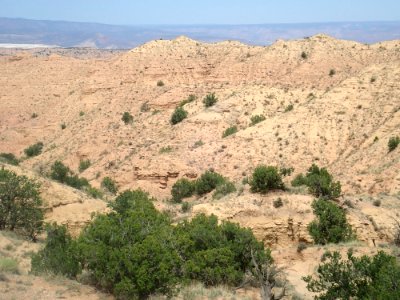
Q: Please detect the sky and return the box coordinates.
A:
[1,0,400,25]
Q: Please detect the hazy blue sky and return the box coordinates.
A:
[1,0,400,25]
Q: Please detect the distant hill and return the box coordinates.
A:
[0,17,400,48]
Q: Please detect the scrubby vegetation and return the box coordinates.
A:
[303,250,400,299]
[203,93,218,107]
[31,189,277,299]
[250,114,266,126]
[308,199,353,245]
[171,178,195,203]
[250,165,285,194]
[171,106,188,124]
[78,159,91,173]
[101,176,118,194]
[222,125,238,138]
[121,111,133,124]
[179,94,197,107]
[157,80,165,86]
[388,136,400,152]
[24,142,44,158]
[0,153,19,165]
[0,168,44,241]
[291,164,341,199]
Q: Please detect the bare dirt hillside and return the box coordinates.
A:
[1,35,400,299]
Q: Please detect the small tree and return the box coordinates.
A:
[250,165,285,194]
[170,106,188,125]
[304,164,341,199]
[0,168,44,241]
[24,142,44,157]
[50,160,71,183]
[195,171,225,195]
[308,199,353,245]
[203,93,218,107]
[121,112,133,124]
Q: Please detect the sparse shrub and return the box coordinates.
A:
[280,167,294,177]
[212,181,236,200]
[24,142,43,157]
[297,242,307,253]
[250,165,285,194]
[0,168,44,241]
[101,177,118,195]
[203,93,218,107]
[179,94,197,107]
[159,146,173,153]
[303,250,400,299]
[344,199,355,208]
[329,69,336,76]
[140,101,150,112]
[388,136,400,152]
[195,171,225,196]
[78,159,91,173]
[61,123,66,130]
[0,258,19,274]
[250,114,266,126]
[86,186,103,199]
[301,51,308,59]
[193,140,204,148]
[370,76,377,83]
[31,113,38,119]
[171,178,195,203]
[273,197,284,208]
[79,111,85,116]
[121,112,133,124]
[308,199,353,245]
[284,104,294,112]
[222,126,238,138]
[0,153,19,166]
[31,223,81,278]
[157,80,165,87]
[171,106,188,125]
[181,202,191,213]
[373,136,379,143]
[373,199,381,207]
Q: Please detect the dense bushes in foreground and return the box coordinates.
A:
[303,250,400,299]
[31,189,272,299]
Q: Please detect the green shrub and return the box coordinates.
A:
[301,51,308,59]
[171,178,195,203]
[284,104,294,112]
[308,199,353,245]
[0,258,19,274]
[250,114,266,126]
[195,171,226,196]
[101,177,118,195]
[0,153,19,165]
[50,161,89,190]
[203,93,218,107]
[79,111,85,116]
[78,159,91,173]
[212,181,236,200]
[65,175,89,190]
[0,168,44,240]
[303,250,400,299]
[179,94,197,107]
[222,126,238,138]
[171,106,188,125]
[304,164,341,199]
[181,202,191,212]
[121,112,133,124]
[159,145,173,153]
[249,165,285,194]
[157,80,165,87]
[291,173,307,187]
[273,197,284,208]
[388,136,400,152]
[86,186,103,199]
[31,223,81,278]
[24,142,44,157]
